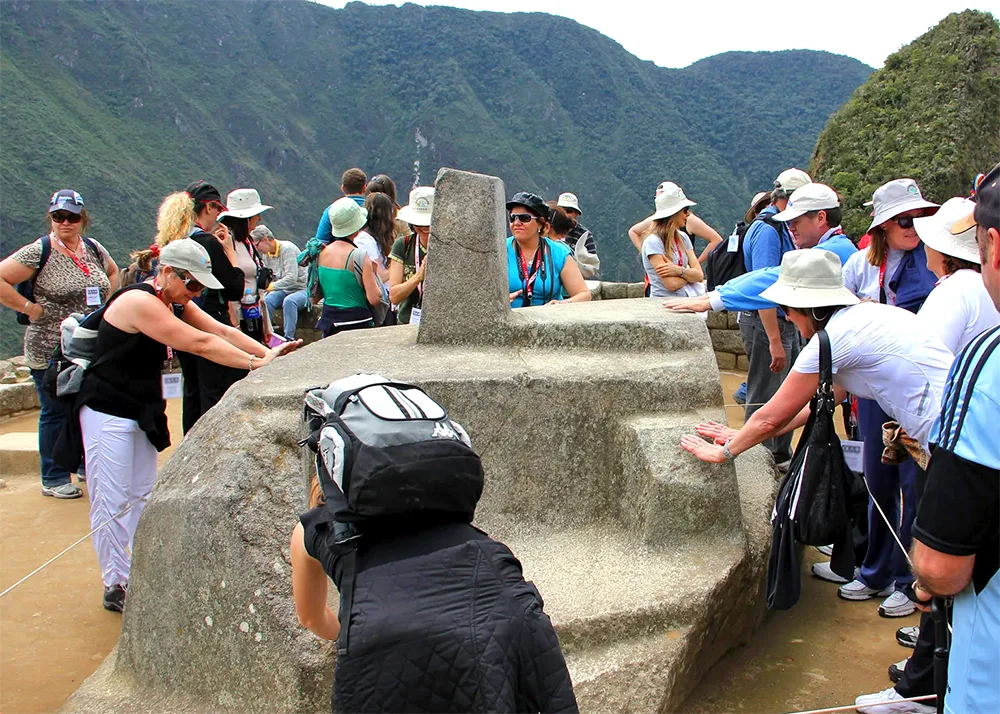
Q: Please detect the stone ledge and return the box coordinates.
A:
[0,381,40,417]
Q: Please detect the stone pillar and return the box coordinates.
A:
[417,168,511,345]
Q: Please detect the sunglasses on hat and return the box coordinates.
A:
[51,211,83,224]
[509,213,537,224]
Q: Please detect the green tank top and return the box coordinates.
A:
[318,263,368,309]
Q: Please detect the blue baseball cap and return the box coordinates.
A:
[49,189,85,215]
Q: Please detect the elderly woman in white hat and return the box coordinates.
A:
[682,250,954,614]
[388,187,435,325]
[915,197,1000,354]
[639,183,706,301]
[218,188,273,344]
[629,181,724,264]
[316,198,383,337]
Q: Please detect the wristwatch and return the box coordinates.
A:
[722,440,736,461]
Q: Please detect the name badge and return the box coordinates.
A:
[841,439,864,474]
[85,286,101,306]
[409,307,422,326]
[161,373,183,400]
[727,229,740,253]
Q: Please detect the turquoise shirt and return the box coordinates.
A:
[506,237,571,307]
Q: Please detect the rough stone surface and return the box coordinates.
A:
[65,170,777,714]
[705,311,728,330]
[0,381,40,416]
[0,360,13,379]
[14,365,31,380]
[710,327,746,355]
[737,354,750,371]
[728,311,740,329]
[715,351,737,370]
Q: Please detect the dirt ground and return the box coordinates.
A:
[1,381,919,713]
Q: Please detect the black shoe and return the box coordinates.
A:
[896,625,919,649]
[103,582,128,613]
[888,657,908,683]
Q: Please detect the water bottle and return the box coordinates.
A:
[241,287,262,339]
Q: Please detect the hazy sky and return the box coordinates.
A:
[316,0,994,69]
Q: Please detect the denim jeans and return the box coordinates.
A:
[30,368,79,487]
[264,289,310,340]
[738,311,801,463]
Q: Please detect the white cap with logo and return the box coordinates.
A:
[557,192,581,214]
[773,183,840,222]
[774,168,812,193]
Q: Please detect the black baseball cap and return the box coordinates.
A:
[506,192,550,221]
[952,162,1000,234]
[185,180,223,205]
[49,189,85,214]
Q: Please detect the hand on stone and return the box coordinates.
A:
[509,290,523,304]
[695,421,738,445]
[662,296,711,313]
[680,434,727,463]
[261,340,303,365]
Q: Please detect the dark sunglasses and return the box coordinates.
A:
[173,269,205,294]
[209,201,227,213]
[891,215,916,229]
[509,213,536,224]
[51,211,83,224]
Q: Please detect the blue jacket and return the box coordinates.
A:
[312,195,366,244]
[742,205,795,273]
[717,232,857,312]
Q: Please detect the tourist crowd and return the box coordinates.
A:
[0,157,997,714]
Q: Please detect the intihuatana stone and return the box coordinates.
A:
[65,168,777,714]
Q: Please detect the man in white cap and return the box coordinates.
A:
[737,167,812,469]
[557,192,600,278]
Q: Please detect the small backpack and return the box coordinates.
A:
[301,373,484,524]
[704,215,782,291]
[16,235,102,325]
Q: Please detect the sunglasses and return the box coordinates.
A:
[51,211,83,224]
[209,201,227,213]
[173,269,205,294]
[891,215,916,229]
[509,213,537,224]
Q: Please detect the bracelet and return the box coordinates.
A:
[722,440,736,460]
[23,300,31,313]
[248,355,255,372]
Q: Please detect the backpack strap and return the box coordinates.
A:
[347,249,366,289]
[335,547,358,656]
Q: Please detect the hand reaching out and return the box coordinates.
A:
[695,420,738,445]
[662,296,711,313]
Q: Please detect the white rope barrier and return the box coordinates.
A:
[782,694,935,714]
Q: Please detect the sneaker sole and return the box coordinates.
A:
[41,489,83,499]
[811,567,849,584]
[879,603,917,618]
[896,634,918,649]
[837,586,895,601]
[103,600,124,613]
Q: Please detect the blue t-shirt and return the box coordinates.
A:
[313,195,367,244]
[742,205,795,273]
[918,326,1000,714]
[506,237,571,307]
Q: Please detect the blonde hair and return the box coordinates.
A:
[131,192,195,270]
[308,476,325,508]
[648,210,688,262]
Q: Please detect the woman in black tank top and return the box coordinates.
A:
[66,239,301,614]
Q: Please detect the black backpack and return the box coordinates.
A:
[704,215,782,291]
[16,235,102,325]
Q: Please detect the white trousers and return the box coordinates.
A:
[79,406,158,587]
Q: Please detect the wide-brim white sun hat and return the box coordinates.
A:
[868,178,938,231]
[759,250,860,309]
[328,197,368,238]
[649,182,696,221]
[914,196,980,264]
[218,188,272,220]
[773,183,840,222]
[397,186,434,227]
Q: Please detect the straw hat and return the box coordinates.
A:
[649,182,696,221]
[759,250,860,309]
[914,197,980,264]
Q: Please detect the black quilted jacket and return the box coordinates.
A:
[302,512,578,714]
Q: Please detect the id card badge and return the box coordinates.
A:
[727,228,740,253]
[85,285,101,306]
[841,439,864,474]
[161,373,183,400]
[410,307,422,326]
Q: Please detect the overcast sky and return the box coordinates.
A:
[316,0,994,68]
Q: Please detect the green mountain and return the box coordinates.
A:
[0,0,872,357]
[812,10,1000,238]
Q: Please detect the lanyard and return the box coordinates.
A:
[52,233,91,277]
[517,243,544,307]
[413,237,426,297]
[878,260,889,305]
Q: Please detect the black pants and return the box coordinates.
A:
[896,608,950,699]
[177,350,247,434]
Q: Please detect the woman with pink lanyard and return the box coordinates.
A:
[0,190,119,499]
[815,179,939,619]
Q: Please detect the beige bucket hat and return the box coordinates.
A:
[914,197,980,264]
[760,250,860,309]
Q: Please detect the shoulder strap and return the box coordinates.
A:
[336,548,357,656]
[81,236,102,262]
[347,249,366,289]
[818,329,833,390]
[36,235,52,277]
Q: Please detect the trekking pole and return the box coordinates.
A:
[931,597,950,714]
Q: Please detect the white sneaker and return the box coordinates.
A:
[855,686,935,713]
[41,483,83,499]
[838,579,894,601]
[816,544,834,557]
[811,561,851,584]
[879,590,917,618]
